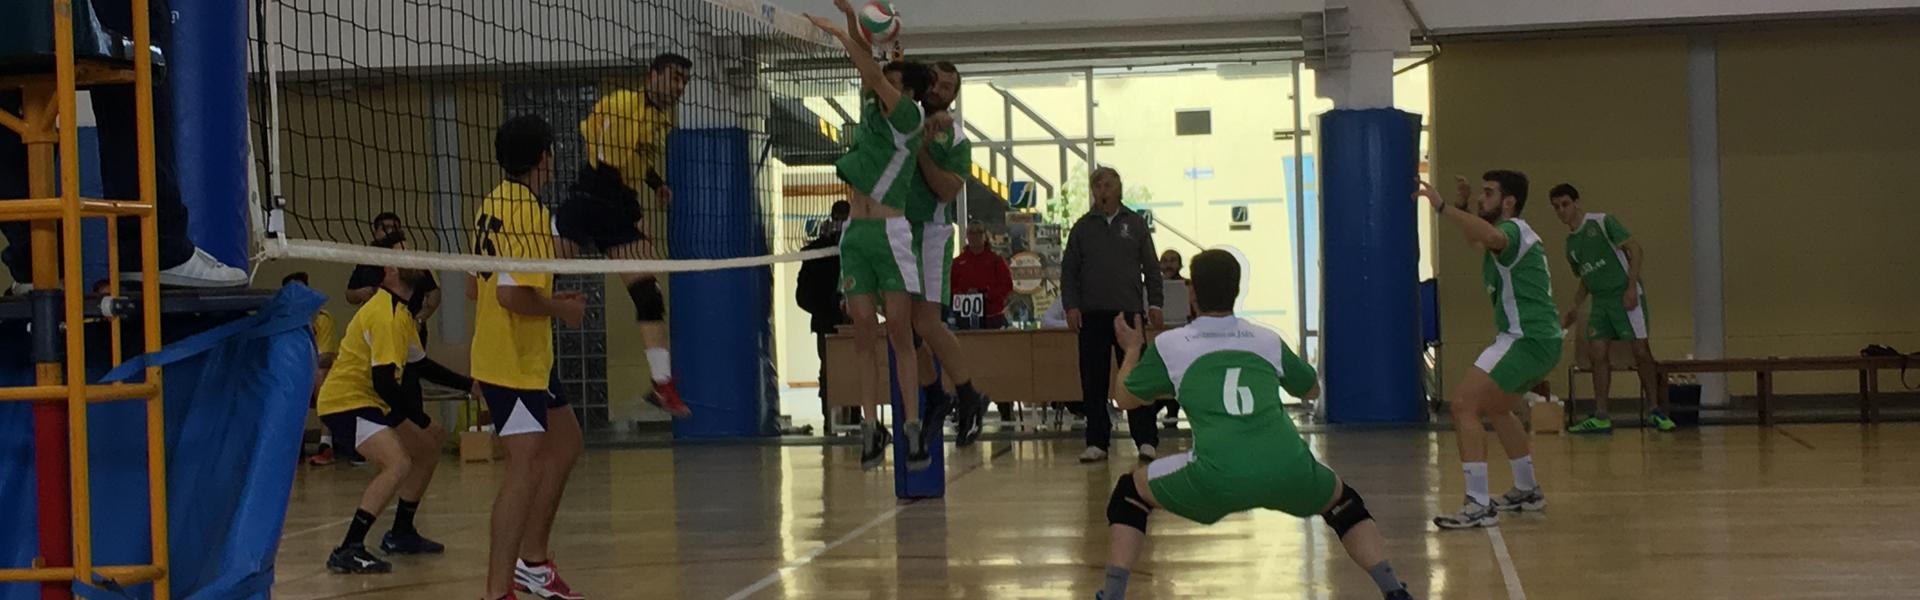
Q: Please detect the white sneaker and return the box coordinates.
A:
[124,247,247,288]
[4,282,30,297]
[1078,446,1108,463]
[1136,443,1157,460]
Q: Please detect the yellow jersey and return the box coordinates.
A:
[580,88,676,195]
[316,289,423,416]
[312,309,339,356]
[471,180,557,390]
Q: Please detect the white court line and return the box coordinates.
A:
[724,502,909,600]
[280,517,352,541]
[1485,526,1527,600]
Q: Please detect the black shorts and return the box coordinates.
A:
[480,380,568,437]
[555,162,648,254]
[319,407,399,450]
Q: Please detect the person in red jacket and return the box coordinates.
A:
[950,220,1013,330]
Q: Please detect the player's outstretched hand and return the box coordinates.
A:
[1414,179,1443,210]
[806,14,843,36]
[1453,175,1473,207]
[553,291,587,328]
[1114,313,1144,352]
[832,0,855,15]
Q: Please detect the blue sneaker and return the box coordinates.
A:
[380,530,445,555]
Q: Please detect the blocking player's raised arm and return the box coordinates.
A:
[808,15,903,112]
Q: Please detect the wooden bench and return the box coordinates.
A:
[1650,355,1911,426]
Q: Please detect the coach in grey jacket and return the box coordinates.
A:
[1062,166,1164,463]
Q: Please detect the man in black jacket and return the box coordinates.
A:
[798,201,852,426]
[1062,167,1164,463]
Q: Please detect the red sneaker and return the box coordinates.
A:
[514,559,585,600]
[646,379,692,418]
[306,445,336,466]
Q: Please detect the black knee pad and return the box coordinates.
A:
[628,279,665,321]
[1320,483,1373,538]
[1107,473,1152,532]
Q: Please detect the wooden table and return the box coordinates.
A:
[823,326,1166,408]
[1651,355,1910,425]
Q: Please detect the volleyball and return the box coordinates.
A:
[858,1,902,45]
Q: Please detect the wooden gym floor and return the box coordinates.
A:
[273,423,1920,599]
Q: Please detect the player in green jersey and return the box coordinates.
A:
[1548,183,1673,433]
[811,1,936,470]
[1093,250,1415,600]
[904,61,995,452]
[1418,171,1559,529]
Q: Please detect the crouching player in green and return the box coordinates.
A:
[1094,249,1414,600]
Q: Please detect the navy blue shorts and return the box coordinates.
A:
[319,407,399,450]
[480,380,567,437]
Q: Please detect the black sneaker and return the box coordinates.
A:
[904,422,932,471]
[380,530,445,555]
[922,387,954,429]
[860,424,888,470]
[326,544,392,574]
[1384,590,1416,600]
[954,389,991,447]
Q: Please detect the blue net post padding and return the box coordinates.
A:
[170,0,252,268]
[889,345,944,499]
[1319,109,1426,424]
[666,128,777,438]
[1,286,322,600]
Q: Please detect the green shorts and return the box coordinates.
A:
[1474,334,1564,394]
[839,218,919,298]
[1145,451,1339,525]
[1586,287,1649,341]
[910,221,954,305]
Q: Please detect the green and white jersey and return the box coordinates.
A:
[1564,212,1634,294]
[1123,316,1320,477]
[835,92,924,211]
[1482,218,1562,339]
[906,116,971,224]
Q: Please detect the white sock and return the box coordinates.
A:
[1510,455,1538,491]
[1463,462,1490,506]
[646,348,672,383]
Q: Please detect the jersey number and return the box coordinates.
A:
[472,214,504,279]
[1222,367,1255,416]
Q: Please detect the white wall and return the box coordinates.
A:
[1411,0,1920,35]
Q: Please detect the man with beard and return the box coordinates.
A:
[1417,171,1559,529]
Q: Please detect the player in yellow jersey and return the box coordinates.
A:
[555,52,694,418]
[472,115,591,600]
[316,265,471,575]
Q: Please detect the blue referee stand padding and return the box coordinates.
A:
[667,128,778,438]
[888,345,944,499]
[1319,109,1425,424]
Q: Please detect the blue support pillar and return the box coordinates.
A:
[170,0,252,268]
[667,128,776,439]
[1319,109,1424,424]
[888,346,943,499]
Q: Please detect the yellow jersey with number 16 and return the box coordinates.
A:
[470,180,556,390]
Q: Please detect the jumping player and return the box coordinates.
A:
[555,52,695,418]
[1096,249,1414,600]
[809,1,935,471]
[1418,172,1558,529]
[317,264,468,574]
[906,60,993,449]
[474,115,591,600]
